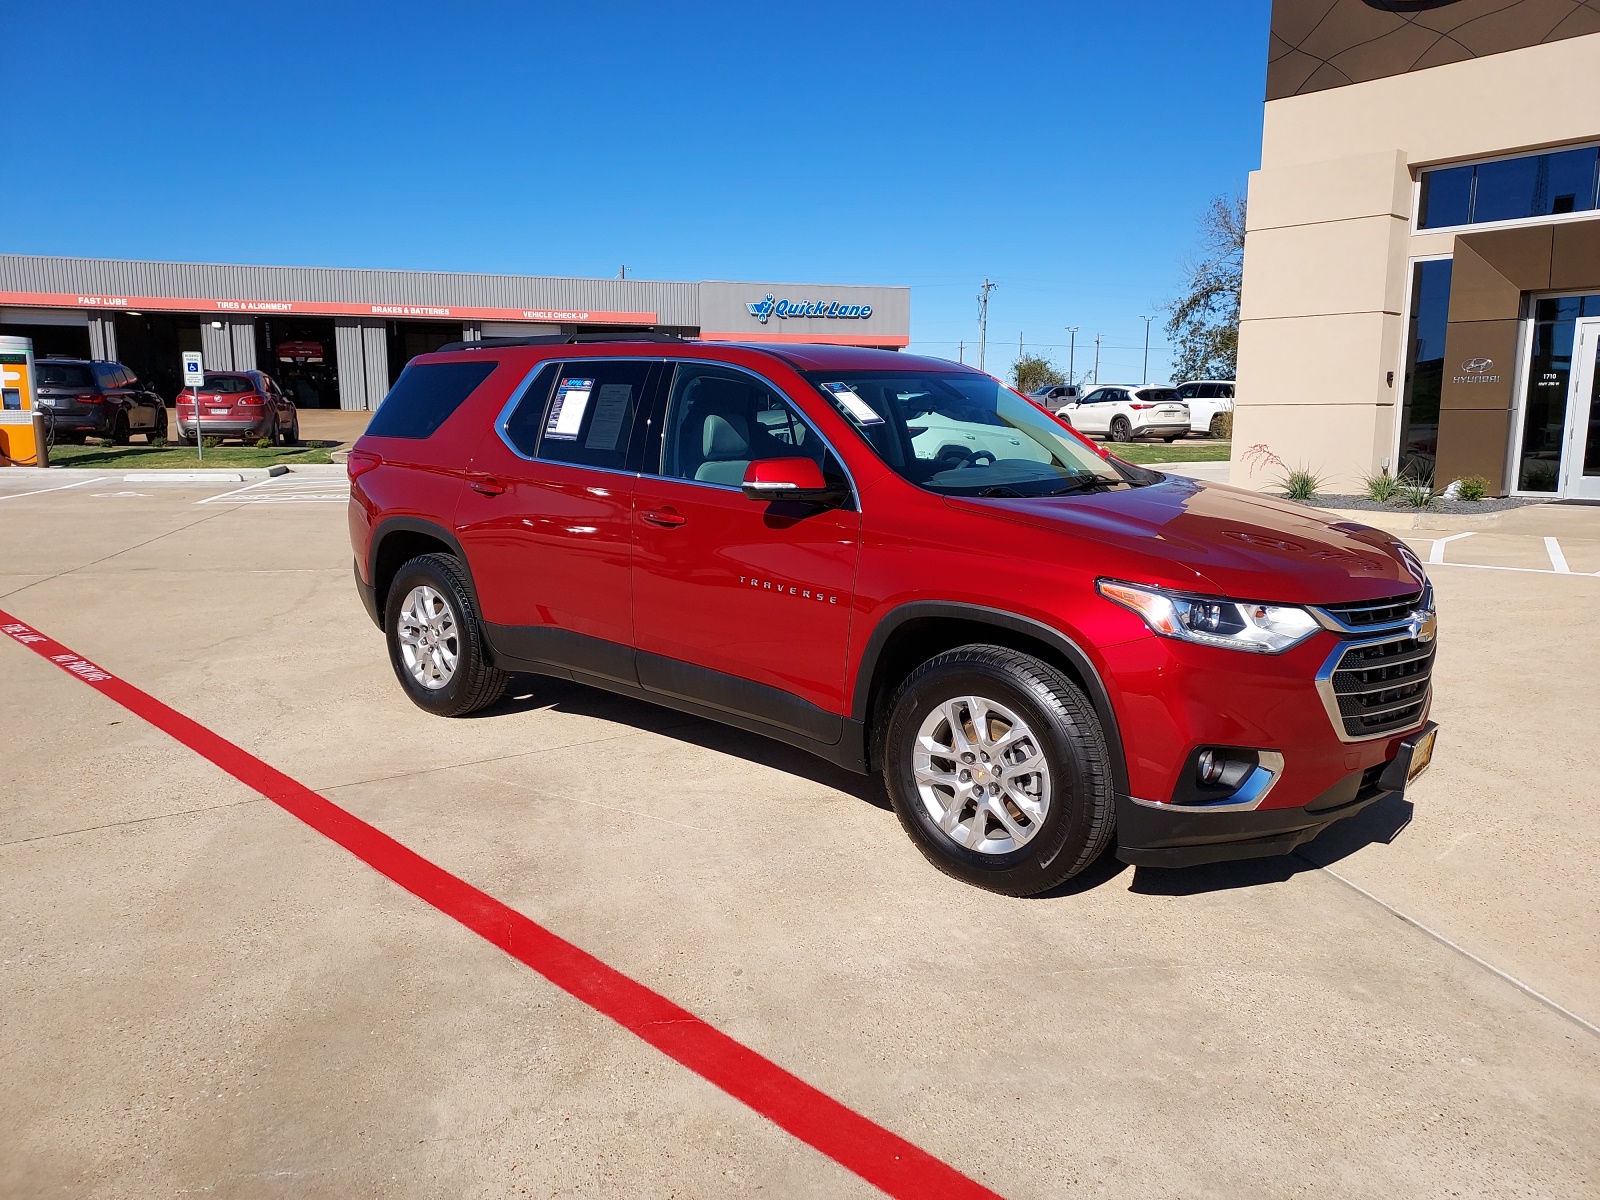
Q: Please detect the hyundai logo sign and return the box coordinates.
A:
[748,295,873,324]
[1461,357,1494,374]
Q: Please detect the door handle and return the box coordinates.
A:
[469,477,505,497]
[641,507,687,528]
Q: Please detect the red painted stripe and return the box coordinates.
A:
[0,610,1001,1200]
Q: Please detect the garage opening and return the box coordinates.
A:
[257,317,341,409]
[114,313,203,403]
[386,320,462,386]
[1,310,91,359]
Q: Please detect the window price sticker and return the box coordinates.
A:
[545,377,594,440]
[822,381,883,425]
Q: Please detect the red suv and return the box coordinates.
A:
[348,336,1439,895]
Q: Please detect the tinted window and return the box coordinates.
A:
[1138,388,1179,403]
[1218,384,1234,399]
[536,360,652,469]
[38,363,93,388]
[1398,258,1453,480]
[197,374,255,395]
[367,360,498,439]
[1419,147,1600,229]
[501,362,560,456]
[1176,383,1199,399]
[661,363,836,487]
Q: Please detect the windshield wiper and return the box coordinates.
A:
[976,485,1028,498]
[1046,476,1118,496]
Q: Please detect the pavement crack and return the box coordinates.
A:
[1294,850,1600,1040]
[0,797,267,849]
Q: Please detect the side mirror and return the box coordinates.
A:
[741,457,841,505]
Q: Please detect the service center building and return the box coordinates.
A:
[0,255,909,411]
[1235,0,1600,500]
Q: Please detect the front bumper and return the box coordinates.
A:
[1115,722,1438,868]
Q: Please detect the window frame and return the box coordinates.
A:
[493,358,658,474]
[1412,140,1600,235]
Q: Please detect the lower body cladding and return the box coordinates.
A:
[1114,724,1439,867]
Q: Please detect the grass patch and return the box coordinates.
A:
[1110,440,1230,465]
[48,442,335,469]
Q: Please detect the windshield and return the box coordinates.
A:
[807,370,1153,497]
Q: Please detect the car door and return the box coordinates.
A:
[454,357,658,687]
[630,361,860,741]
[1068,388,1109,433]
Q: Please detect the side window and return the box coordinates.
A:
[500,362,560,456]
[1080,389,1104,404]
[1176,383,1199,400]
[367,360,499,439]
[660,363,834,488]
[1219,384,1235,399]
[535,360,653,470]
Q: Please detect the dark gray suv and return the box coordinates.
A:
[36,359,168,444]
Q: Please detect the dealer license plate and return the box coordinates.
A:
[209,407,229,415]
[37,397,56,407]
[1407,726,1437,782]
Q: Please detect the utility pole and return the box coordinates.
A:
[1093,333,1101,385]
[619,264,627,279]
[976,278,996,372]
[958,340,964,364]
[1018,331,1024,364]
[1139,315,1154,384]
[1066,326,1078,383]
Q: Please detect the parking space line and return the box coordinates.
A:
[0,476,104,501]
[1545,537,1571,574]
[1427,531,1476,565]
[0,608,997,1200]
[196,478,275,505]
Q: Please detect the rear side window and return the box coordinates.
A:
[368,360,499,439]
[38,363,94,388]
[533,360,653,470]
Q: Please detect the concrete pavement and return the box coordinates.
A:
[2,478,1597,1198]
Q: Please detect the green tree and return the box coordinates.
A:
[1164,193,1245,383]
[1012,353,1065,394]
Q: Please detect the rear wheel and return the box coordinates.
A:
[1109,416,1133,443]
[384,553,509,717]
[278,415,300,446]
[882,645,1116,896]
[148,408,169,443]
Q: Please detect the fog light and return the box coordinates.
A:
[1196,749,1226,785]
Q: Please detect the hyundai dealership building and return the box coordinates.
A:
[1235,0,1600,499]
[0,255,909,412]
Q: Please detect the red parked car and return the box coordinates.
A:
[176,370,300,445]
[347,335,1439,895]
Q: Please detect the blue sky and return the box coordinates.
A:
[2,1,1270,382]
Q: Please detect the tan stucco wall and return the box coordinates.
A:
[1230,32,1600,493]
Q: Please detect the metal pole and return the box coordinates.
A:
[1093,334,1101,385]
[958,340,964,364]
[977,278,996,372]
[1066,327,1078,383]
[1140,315,1153,384]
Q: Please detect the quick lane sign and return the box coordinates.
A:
[747,294,874,324]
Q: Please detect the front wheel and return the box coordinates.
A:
[1108,416,1133,442]
[111,411,131,445]
[383,553,509,717]
[882,645,1116,896]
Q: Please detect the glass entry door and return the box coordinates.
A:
[1562,318,1600,500]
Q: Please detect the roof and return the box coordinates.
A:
[736,344,973,373]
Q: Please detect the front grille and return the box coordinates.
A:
[1319,590,1423,628]
[1327,634,1434,739]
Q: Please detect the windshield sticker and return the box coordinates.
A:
[822,382,883,426]
[545,377,594,440]
[584,383,633,451]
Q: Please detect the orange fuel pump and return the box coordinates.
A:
[0,334,47,467]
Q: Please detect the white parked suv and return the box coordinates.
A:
[1054,385,1190,443]
[1174,380,1235,437]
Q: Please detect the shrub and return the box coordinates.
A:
[1456,475,1490,501]
[95,437,116,448]
[1276,467,1325,501]
[202,436,221,450]
[1399,479,1435,509]
[253,436,272,449]
[1361,469,1403,503]
[1209,410,1233,440]
[149,436,167,448]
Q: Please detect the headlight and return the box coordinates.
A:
[1096,579,1320,654]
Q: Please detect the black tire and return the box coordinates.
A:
[882,645,1116,896]
[111,412,131,445]
[149,408,169,443]
[1163,435,1179,443]
[280,416,300,447]
[383,553,509,717]
[1109,416,1133,443]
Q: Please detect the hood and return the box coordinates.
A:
[946,476,1425,606]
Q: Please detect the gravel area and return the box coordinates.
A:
[1294,493,1546,515]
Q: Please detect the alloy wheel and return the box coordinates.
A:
[396,585,460,690]
[912,695,1052,854]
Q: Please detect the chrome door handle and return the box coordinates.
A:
[641,508,687,528]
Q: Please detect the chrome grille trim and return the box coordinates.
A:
[1315,629,1435,743]
[1311,585,1429,634]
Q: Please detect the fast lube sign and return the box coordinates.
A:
[747,294,874,324]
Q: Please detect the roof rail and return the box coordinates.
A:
[436,331,689,352]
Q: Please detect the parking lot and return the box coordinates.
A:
[3,471,1599,1198]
